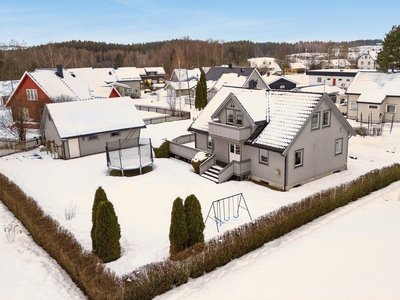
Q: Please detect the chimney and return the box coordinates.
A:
[56,64,63,78]
[228,63,233,69]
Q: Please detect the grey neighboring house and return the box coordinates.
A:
[40,97,146,159]
[189,87,356,190]
[346,71,400,123]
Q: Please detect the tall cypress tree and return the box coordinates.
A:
[169,197,188,255]
[91,186,108,253]
[95,200,121,263]
[195,77,203,110]
[184,194,205,247]
[195,68,208,110]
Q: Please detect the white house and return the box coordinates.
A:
[247,57,282,74]
[358,51,379,70]
[306,69,361,89]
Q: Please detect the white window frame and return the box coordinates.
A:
[335,138,343,155]
[236,111,243,126]
[259,149,269,165]
[207,135,213,149]
[280,85,285,89]
[368,105,378,109]
[227,109,234,125]
[386,104,396,113]
[317,77,322,83]
[294,149,303,168]
[311,112,320,130]
[323,110,331,127]
[350,102,358,111]
[26,89,38,101]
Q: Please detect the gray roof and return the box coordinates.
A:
[206,67,256,81]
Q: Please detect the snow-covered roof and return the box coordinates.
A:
[0,80,20,97]
[45,97,145,139]
[165,80,198,90]
[262,75,298,85]
[250,91,323,150]
[171,68,201,82]
[137,67,166,76]
[247,57,282,72]
[190,87,324,151]
[347,72,400,103]
[297,84,345,95]
[285,74,310,87]
[213,73,249,90]
[290,62,306,69]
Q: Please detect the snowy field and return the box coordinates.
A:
[1,96,400,298]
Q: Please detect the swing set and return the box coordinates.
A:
[205,193,252,232]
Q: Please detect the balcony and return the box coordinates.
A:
[209,122,252,142]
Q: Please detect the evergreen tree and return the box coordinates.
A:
[94,200,121,263]
[377,25,400,72]
[184,194,205,247]
[91,186,108,254]
[195,68,207,110]
[169,197,188,255]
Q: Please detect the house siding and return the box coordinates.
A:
[268,78,296,90]
[286,101,349,188]
[347,94,359,119]
[8,74,52,122]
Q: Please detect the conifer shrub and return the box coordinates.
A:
[169,197,188,255]
[153,140,170,158]
[184,194,205,247]
[95,200,121,263]
[91,186,108,254]
[191,152,212,174]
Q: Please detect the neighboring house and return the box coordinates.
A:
[262,75,297,90]
[170,68,201,82]
[40,97,146,159]
[247,57,282,74]
[205,65,268,101]
[188,87,355,190]
[97,67,141,98]
[0,80,19,106]
[164,80,197,98]
[346,72,400,123]
[137,67,166,86]
[6,66,121,123]
[321,59,351,69]
[286,62,306,74]
[306,69,361,89]
[358,51,379,70]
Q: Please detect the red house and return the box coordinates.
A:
[6,65,120,125]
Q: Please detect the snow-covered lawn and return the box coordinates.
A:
[0,116,399,298]
[0,203,85,300]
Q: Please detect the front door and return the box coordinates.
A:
[332,78,336,86]
[68,138,80,158]
[229,143,240,162]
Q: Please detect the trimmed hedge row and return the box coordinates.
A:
[1,164,400,299]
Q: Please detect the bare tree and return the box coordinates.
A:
[53,94,76,103]
[0,98,29,142]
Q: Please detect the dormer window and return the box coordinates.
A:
[227,109,234,124]
[236,112,243,126]
[226,109,243,127]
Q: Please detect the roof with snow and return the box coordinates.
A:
[206,66,255,81]
[44,97,146,139]
[137,67,166,76]
[296,84,345,94]
[247,57,282,72]
[262,75,298,85]
[189,87,327,152]
[171,68,201,82]
[346,72,400,104]
[165,80,198,90]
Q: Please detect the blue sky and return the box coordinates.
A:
[1,0,399,46]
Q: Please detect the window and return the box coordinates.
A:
[350,102,358,111]
[207,136,213,148]
[323,110,331,127]
[327,78,331,80]
[311,112,320,130]
[26,89,38,100]
[259,149,269,165]
[317,77,322,83]
[227,109,234,125]
[346,79,350,82]
[386,104,396,113]
[280,85,285,89]
[294,149,303,167]
[368,61,371,65]
[335,138,343,155]
[338,78,342,81]
[236,112,243,126]
[368,105,378,109]
[361,61,364,65]
[110,132,120,137]
[236,144,240,155]
[365,55,368,59]
[88,135,99,141]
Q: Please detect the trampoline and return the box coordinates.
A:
[106,137,153,175]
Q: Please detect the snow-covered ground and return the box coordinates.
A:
[0,96,400,298]
[0,203,85,300]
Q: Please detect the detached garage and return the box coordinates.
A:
[40,97,146,159]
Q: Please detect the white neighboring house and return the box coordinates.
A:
[247,57,282,74]
[0,80,19,106]
[358,51,379,70]
[170,68,201,82]
[321,59,351,69]
[306,69,362,89]
[346,72,400,123]
[40,97,146,159]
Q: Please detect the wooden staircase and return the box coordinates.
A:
[201,165,224,183]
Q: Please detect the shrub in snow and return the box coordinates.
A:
[191,152,212,174]
[4,221,22,243]
[153,140,170,158]
[184,194,205,247]
[354,126,369,137]
[64,201,78,221]
[91,186,108,253]
[94,200,121,263]
[169,197,188,255]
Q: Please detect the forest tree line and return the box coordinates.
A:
[0,38,382,81]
